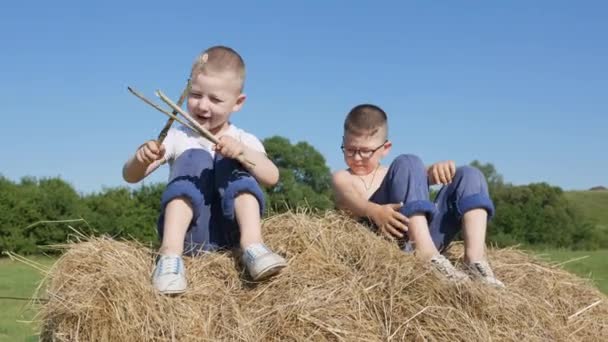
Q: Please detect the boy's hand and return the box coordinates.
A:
[136,140,165,165]
[215,135,245,160]
[428,160,456,185]
[369,203,409,239]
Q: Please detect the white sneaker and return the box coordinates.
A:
[430,254,469,283]
[242,243,287,281]
[152,255,187,294]
[466,260,505,288]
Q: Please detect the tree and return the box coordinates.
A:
[488,182,604,249]
[263,136,333,213]
[0,176,90,254]
[83,187,159,244]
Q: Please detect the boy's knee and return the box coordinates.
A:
[222,178,265,220]
[392,154,426,173]
[455,166,486,183]
[452,166,495,218]
[161,180,204,219]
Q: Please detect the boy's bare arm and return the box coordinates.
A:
[240,146,279,187]
[122,140,165,183]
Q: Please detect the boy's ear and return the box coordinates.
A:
[381,140,392,157]
[232,93,247,112]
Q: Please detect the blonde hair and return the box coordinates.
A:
[190,45,246,91]
[344,104,388,139]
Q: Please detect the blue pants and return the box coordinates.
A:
[157,149,265,255]
[369,154,495,252]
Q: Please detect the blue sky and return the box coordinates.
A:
[0,0,606,193]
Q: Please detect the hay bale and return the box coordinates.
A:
[37,212,608,341]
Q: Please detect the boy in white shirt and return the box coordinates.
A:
[123,46,286,294]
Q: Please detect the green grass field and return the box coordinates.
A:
[0,256,54,342]
[534,249,608,294]
[565,190,608,230]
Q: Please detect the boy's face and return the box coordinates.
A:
[187,71,245,135]
[342,130,391,175]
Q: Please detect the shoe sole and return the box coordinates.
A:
[158,287,187,295]
[251,262,287,281]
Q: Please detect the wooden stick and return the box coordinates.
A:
[155,89,219,143]
[155,90,256,168]
[128,86,181,124]
[128,86,255,168]
[156,79,191,143]
[133,98,206,140]
[127,87,219,144]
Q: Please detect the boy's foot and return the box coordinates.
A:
[466,260,505,288]
[242,243,287,281]
[429,254,469,283]
[152,254,187,294]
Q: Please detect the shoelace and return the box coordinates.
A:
[244,244,270,262]
[158,257,181,275]
[472,262,491,277]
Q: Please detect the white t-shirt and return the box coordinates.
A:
[161,124,265,181]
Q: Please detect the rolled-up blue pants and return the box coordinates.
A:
[157,149,265,255]
[369,154,495,252]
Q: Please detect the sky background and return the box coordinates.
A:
[0,0,606,193]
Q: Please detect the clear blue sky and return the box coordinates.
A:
[1,0,606,193]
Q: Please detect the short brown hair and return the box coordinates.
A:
[343,104,388,138]
[190,45,246,90]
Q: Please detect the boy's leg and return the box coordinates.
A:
[214,157,286,280]
[462,209,488,263]
[369,154,467,282]
[158,150,217,254]
[234,194,263,247]
[430,165,495,253]
[431,166,503,287]
[369,154,438,259]
[159,198,193,256]
[154,149,215,293]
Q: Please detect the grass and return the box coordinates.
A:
[533,249,608,294]
[565,190,608,230]
[0,256,54,342]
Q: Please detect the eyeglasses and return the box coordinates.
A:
[341,140,387,159]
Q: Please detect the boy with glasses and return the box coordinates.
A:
[332,104,504,287]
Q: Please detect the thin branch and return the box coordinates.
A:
[155,89,219,143]
[156,89,256,168]
[128,88,201,137]
[156,79,191,144]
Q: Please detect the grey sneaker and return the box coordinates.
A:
[152,255,187,294]
[466,260,505,288]
[242,243,287,281]
[430,255,469,283]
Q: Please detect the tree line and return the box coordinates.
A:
[1,136,605,254]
